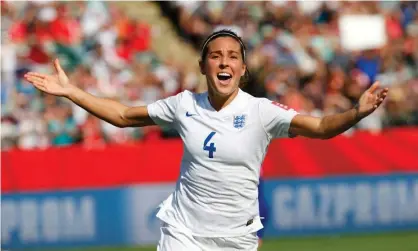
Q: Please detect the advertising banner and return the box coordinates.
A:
[1,188,129,249]
[263,174,418,237]
[2,175,418,249]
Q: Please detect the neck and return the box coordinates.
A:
[207,87,239,111]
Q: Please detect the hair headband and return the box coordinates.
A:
[201,31,246,60]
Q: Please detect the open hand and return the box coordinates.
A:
[357,81,389,119]
[24,59,73,98]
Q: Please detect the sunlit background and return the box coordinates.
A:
[1,1,418,251]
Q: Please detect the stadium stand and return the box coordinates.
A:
[158,1,418,129]
[1,1,418,151]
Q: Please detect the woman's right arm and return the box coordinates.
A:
[67,87,155,127]
[25,59,155,128]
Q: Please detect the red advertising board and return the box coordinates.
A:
[2,128,418,193]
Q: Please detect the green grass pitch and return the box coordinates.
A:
[39,231,418,251]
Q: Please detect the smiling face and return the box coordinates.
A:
[200,36,246,98]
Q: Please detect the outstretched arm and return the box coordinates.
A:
[25,59,155,128]
[67,87,155,128]
[289,82,389,139]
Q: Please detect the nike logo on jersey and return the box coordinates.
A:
[186,112,197,117]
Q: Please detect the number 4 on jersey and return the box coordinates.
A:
[203,131,216,158]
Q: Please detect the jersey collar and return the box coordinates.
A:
[202,89,247,117]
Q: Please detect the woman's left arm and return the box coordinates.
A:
[289,82,389,139]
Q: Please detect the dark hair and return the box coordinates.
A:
[200,29,251,87]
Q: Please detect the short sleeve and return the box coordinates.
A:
[147,91,184,128]
[259,99,299,139]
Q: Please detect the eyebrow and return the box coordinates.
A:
[209,50,240,55]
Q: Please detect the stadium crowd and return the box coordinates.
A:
[164,1,418,127]
[1,1,199,150]
[2,1,418,151]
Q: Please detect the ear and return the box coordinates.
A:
[241,63,246,77]
[199,60,205,75]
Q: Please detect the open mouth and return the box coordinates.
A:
[217,72,232,82]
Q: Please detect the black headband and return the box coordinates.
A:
[201,31,246,60]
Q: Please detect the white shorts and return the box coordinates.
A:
[157,222,259,251]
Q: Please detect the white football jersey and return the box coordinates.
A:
[147,89,298,237]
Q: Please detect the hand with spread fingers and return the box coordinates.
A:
[356,81,389,119]
[24,59,73,98]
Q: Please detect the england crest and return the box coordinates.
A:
[233,115,246,129]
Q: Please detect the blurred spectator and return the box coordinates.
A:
[1,1,183,150]
[13,93,49,149]
[1,115,19,151]
[46,105,79,147]
[80,114,106,150]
